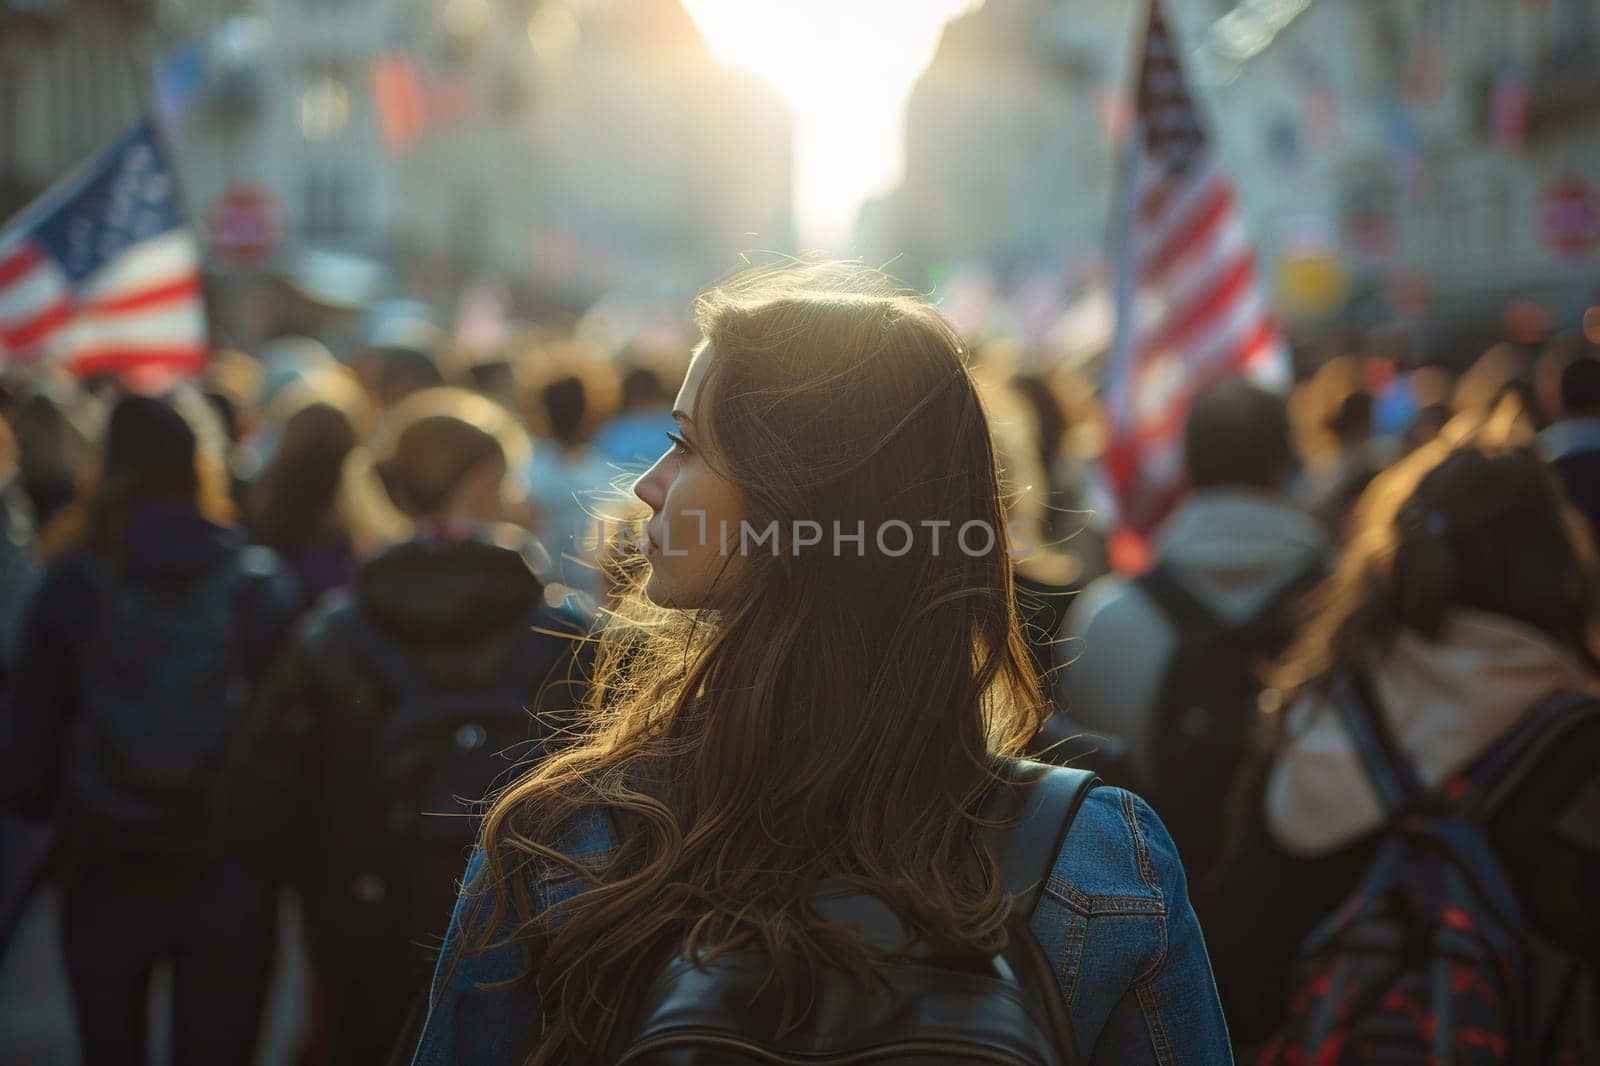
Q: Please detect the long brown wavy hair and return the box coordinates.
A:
[247,402,357,558]
[458,263,1050,1063]
[1263,393,1600,716]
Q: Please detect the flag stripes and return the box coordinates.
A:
[1102,0,1289,538]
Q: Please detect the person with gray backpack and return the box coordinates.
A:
[2,392,302,1066]
[1058,380,1327,888]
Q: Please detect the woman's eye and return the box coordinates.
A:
[666,431,691,457]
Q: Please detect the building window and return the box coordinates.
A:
[1548,0,1596,55]
[298,59,351,141]
[300,73,352,140]
[303,171,357,238]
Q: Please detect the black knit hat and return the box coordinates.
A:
[103,395,196,480]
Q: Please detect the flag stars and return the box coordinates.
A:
[2,122,206,371]
[65,219,96,274]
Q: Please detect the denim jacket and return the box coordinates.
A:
[412,785,1233,1065]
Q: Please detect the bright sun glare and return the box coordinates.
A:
[683,0,982,250]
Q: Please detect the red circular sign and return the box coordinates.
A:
[1540,175,1600,258]
[206,184,282,269]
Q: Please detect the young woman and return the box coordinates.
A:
[242,387,593,1065]
[4,392,302,1066]
[1204,402,1600,1057]
[411,266,1230,1065]
[246,401,361,604]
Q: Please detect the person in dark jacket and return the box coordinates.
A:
[242,388,593,1065]
[1204,402,1600,1059]
[2,393,302,1066]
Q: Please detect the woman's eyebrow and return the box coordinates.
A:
[672,410,696,426]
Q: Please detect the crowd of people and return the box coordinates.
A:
[0,260,1596,1065]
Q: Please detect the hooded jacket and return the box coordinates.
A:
[1,499,302,931]
[237,521,594,978]
[1057,489,1327,779]
[3,503,301,824]
[1205,609,1600,1048]
[1266,609,1594,855]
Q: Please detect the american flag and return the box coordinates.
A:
[1102,1,1287,540]
[0,121,206,380]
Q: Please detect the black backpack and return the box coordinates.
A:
[1136,559,1323,879]
[607,761,1099,1065]
[69,547,280,847]
[333,604,582,862]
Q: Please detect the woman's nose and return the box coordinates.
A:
[633,461,666,512]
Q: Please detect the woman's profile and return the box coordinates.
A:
[411,264,1230,1065]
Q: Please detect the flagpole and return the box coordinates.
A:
[122,35,199,229]
[1104,72,1142,427]
[124,37,221,355]
[1090,0,1154,569]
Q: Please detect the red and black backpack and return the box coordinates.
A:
[1258,675,1598,1066]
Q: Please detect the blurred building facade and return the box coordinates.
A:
[1276,0,1600,348]
[1,0,794,320]
[862,0,1134,289]
[7,0,1596,358]
[393,0,794,310]
[0,0,194,218]
[868,0,1600,359]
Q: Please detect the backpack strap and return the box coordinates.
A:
[434,605,581,719]
[1332,675,1600,823]
[980,759,1101,919]
[1239,557,1326,643]
[335,607,434,706]
[1329,670,1427,816]
[1465,690,1600,820]
[1136,564,1222,641]
[337,604,584,753]
[1140,557,1323,641]
[980,759,1097,1066]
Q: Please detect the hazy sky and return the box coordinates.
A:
[684,0,981,250]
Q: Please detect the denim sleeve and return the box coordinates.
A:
[411,850,541,1066]
[1090,793,1233,1066]
[411,812,615,1065]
